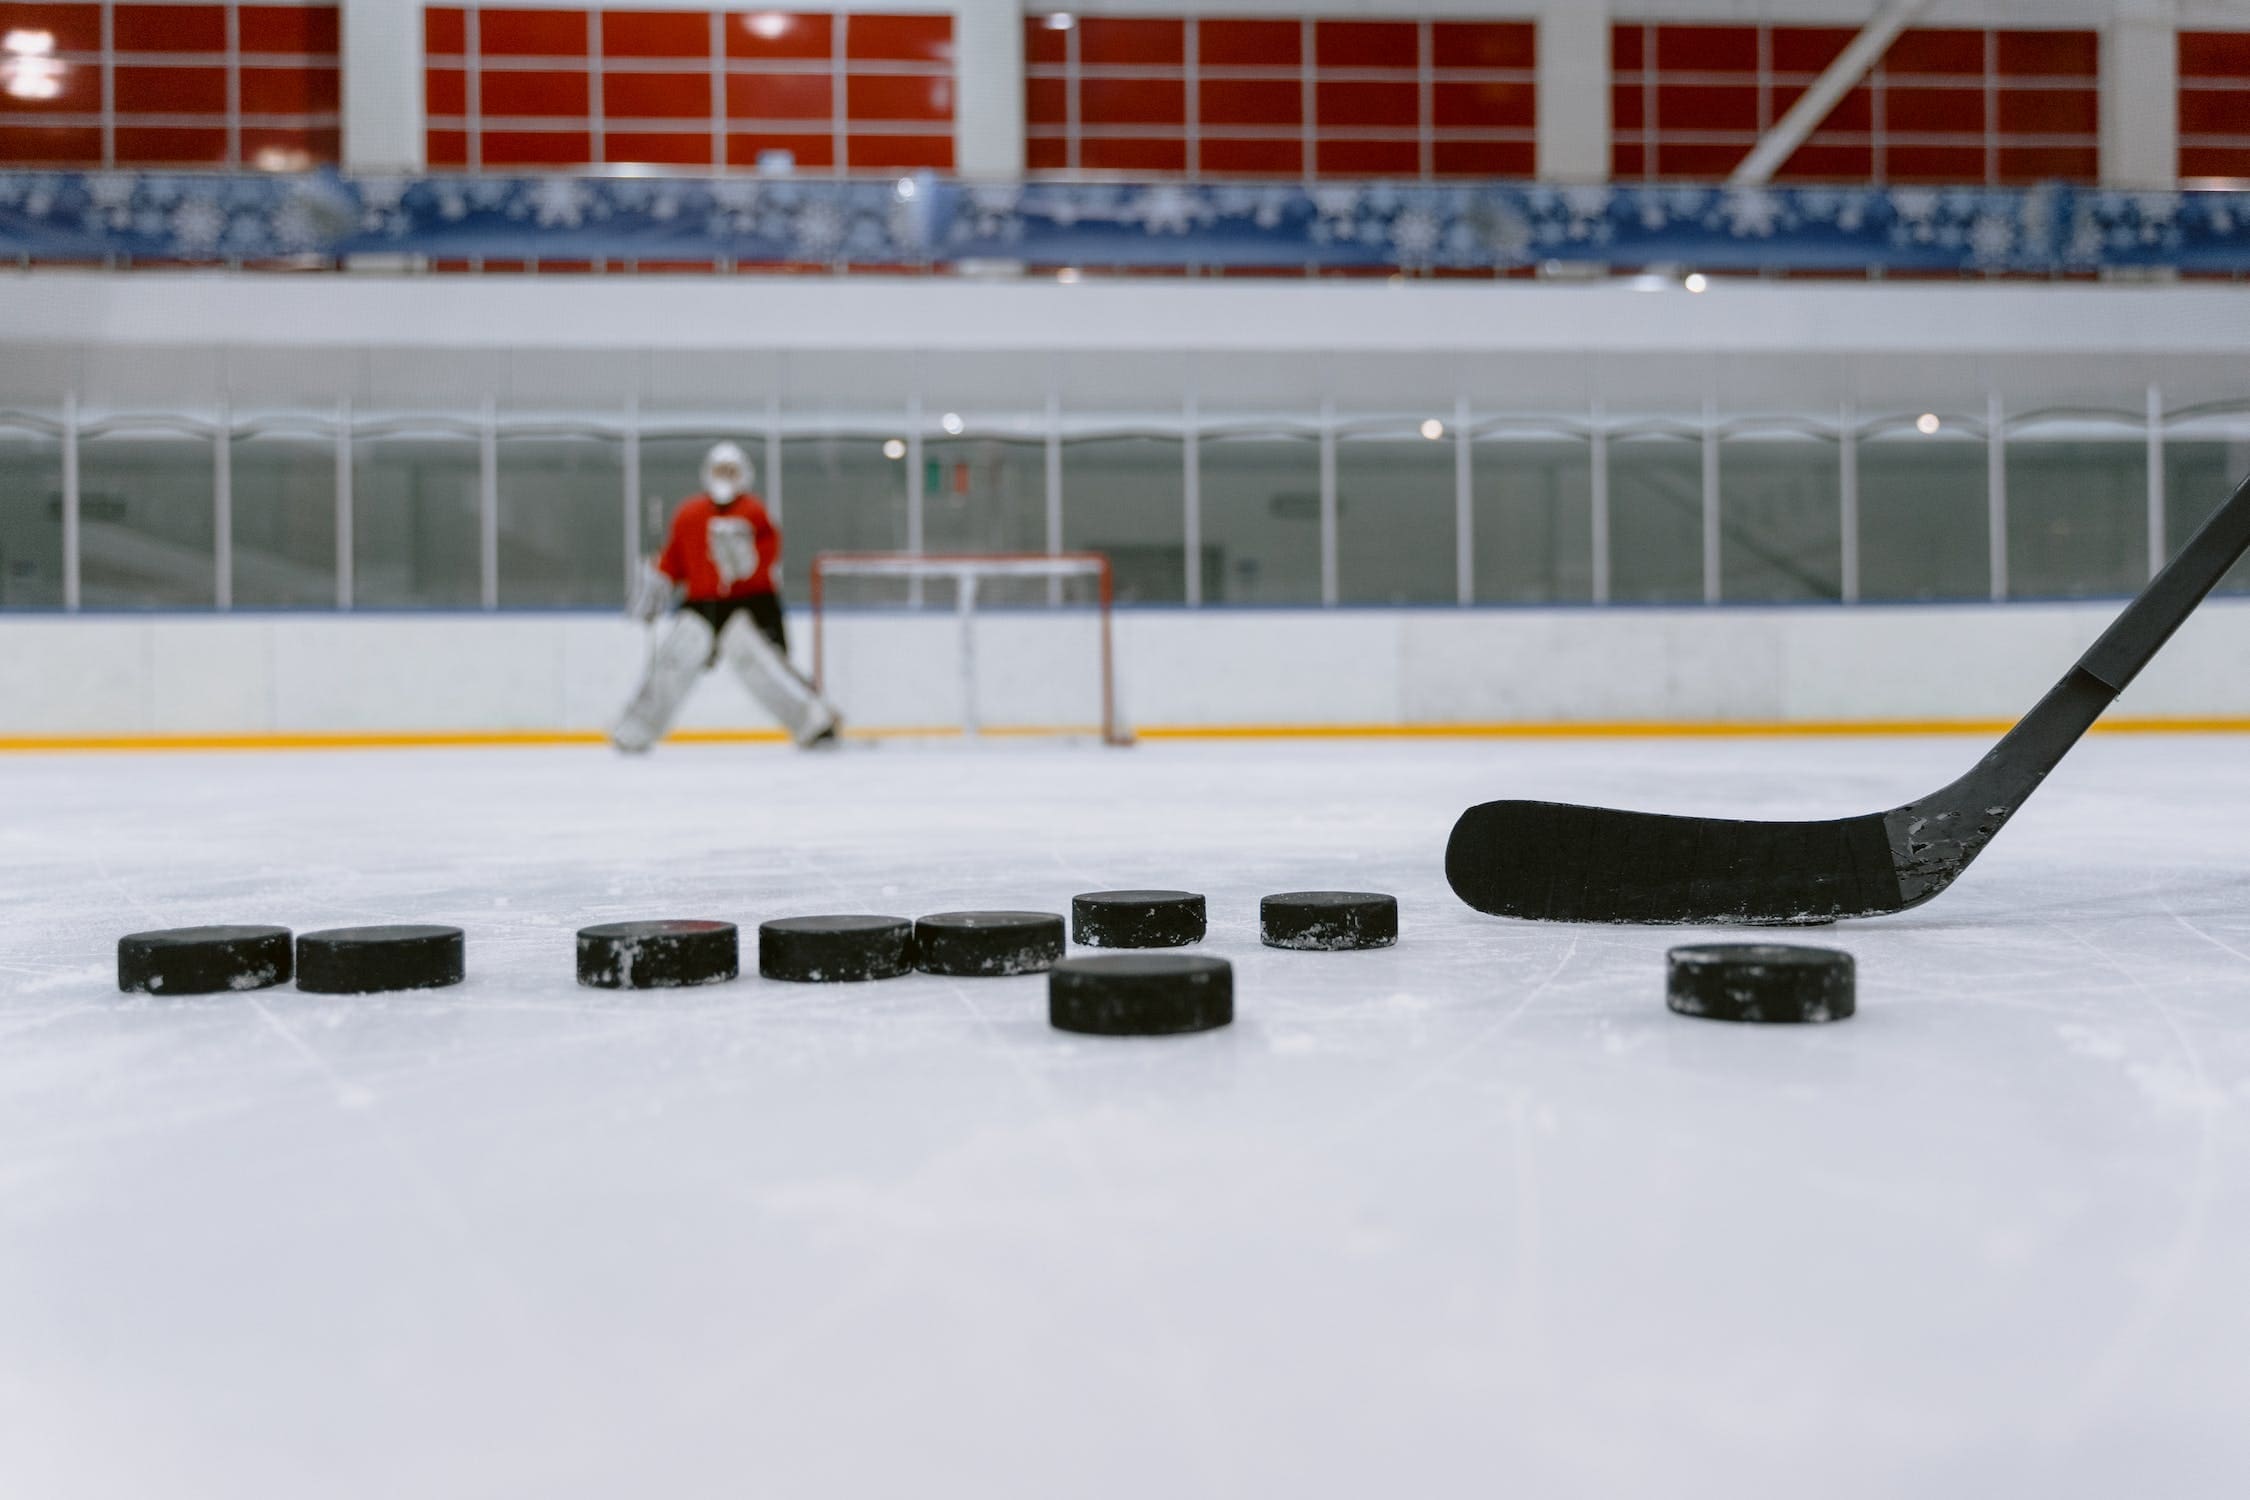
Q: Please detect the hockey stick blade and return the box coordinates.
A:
[1447,471,2250,925]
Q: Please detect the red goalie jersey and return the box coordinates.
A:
[657,493,782,600]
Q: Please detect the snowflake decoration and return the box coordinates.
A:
[268,198,327,251]
[1966,212,2016,265]
[85,172,137,225]
[1120,186,1205,235]
[1719,188,1784,239]
[0,173,28,206]
[169,198,227,252]
[1310,186,1364,227]
[1388,208,1440,263]
[788,200,847,257]
[527,178,592,227]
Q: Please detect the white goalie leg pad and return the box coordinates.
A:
[718,613,839,747]
[610,610,716,753]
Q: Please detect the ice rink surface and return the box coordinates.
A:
[3,733,2248,1499]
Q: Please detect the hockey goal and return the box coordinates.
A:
[808,551,1131,745]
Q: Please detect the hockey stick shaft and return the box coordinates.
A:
[2076,472,2250,694]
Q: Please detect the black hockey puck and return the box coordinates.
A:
[578,920,739,989]
[914,911,1066,977]
[1666,943,1855,1024]
[296,925,466,995]
[118,925,292,995]
[1071,889,1205,948]
[1050,953,1233,1036]
[1261,890,1398,951]
[759,915,915,982]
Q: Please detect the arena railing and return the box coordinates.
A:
[3,173,2248,277]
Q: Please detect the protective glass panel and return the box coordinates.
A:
[2005,437,2146,600]
[230,435,336,608]
[782,436,911,586]
[1198,434,1321,605]
[921,436,1049,556]
[1336,437,1455,605]
[1719,436,1841,602]
[79,434,215,609]
[1857,433,1990,602]
[0,430,65,608]
[352,437,481,608]
[1062,435,1187,605]
[497,435,624,608]
[1472,437,1593,604]
[1607,433,1704,604]
[2164,436,2250,596]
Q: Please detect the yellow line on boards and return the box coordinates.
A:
[6,717,2250,753]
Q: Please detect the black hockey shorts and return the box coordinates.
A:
[685,592,787,664]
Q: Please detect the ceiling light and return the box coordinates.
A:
[1056,267,1081,284]
[1916,413,1941,435]
[1684,272,1709,293]
[1420,419,1444,440]
[940,412,965,435]
[1045,13,1075,30]
[882,438,907,460]
[746,12,790,40]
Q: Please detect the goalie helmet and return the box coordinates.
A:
[702,440,754,503]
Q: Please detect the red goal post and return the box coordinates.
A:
[808,551,1130,746]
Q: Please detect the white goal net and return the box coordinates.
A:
[808,552,1130,745]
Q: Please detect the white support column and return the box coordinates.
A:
[2103,0,2179,189]
[1454,395,1472,606]
[1701,397,1720,604]
[1044,393,1063,555]
[1183,395,1201,608]
[764,393,783,586]
[1987,391,2008,602]
[1537,0,1610,182]
[1589,400,1610,605]
[953,0,1026,178]
[1318,397,1338,607]
[906,395,925,609]
[479,397,499,611]
[1839,400,1860,604]
[214,402,232,611]
[341,0,426,171]
[335,399,354,610]
[2146,383,2167,578]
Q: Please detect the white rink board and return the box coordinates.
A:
[1,736,2248,1498]
[8,599,2250,737]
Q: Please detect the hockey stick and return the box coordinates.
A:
[1445,471,2250,925]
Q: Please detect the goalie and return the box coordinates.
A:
[611,441,840,752]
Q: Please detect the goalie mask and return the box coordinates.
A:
[702,441,754,503]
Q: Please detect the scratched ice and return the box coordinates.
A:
[2,736,2247,1499]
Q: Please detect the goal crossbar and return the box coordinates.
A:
[808,551,1127,745]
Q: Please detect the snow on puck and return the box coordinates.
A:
[1049,953,1233,1036]
[1261,891,1398,951]
[118,925,292,995]
[296,925,466,995]
[1666,943,1855,1024]
[578,920,738,989]
[759,915,914,982]
[1070,890,1205,948]
[914,911,1066,977]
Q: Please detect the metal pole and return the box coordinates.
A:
[480,396,499,610]
[1987,390,2007,601]
[335,398,353,609]
[1839,399,1859,604]
[1454,394,1472,606]
[1319,396,1338,606]
[1701,396,1720,604]
[62,392,80,611]
[1183,393,1201,607]
[622,398,641,601]
[2146,382,2166,580]
[214,400,232,611]
[764,391,783,584]
[1589,399,1610,605]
